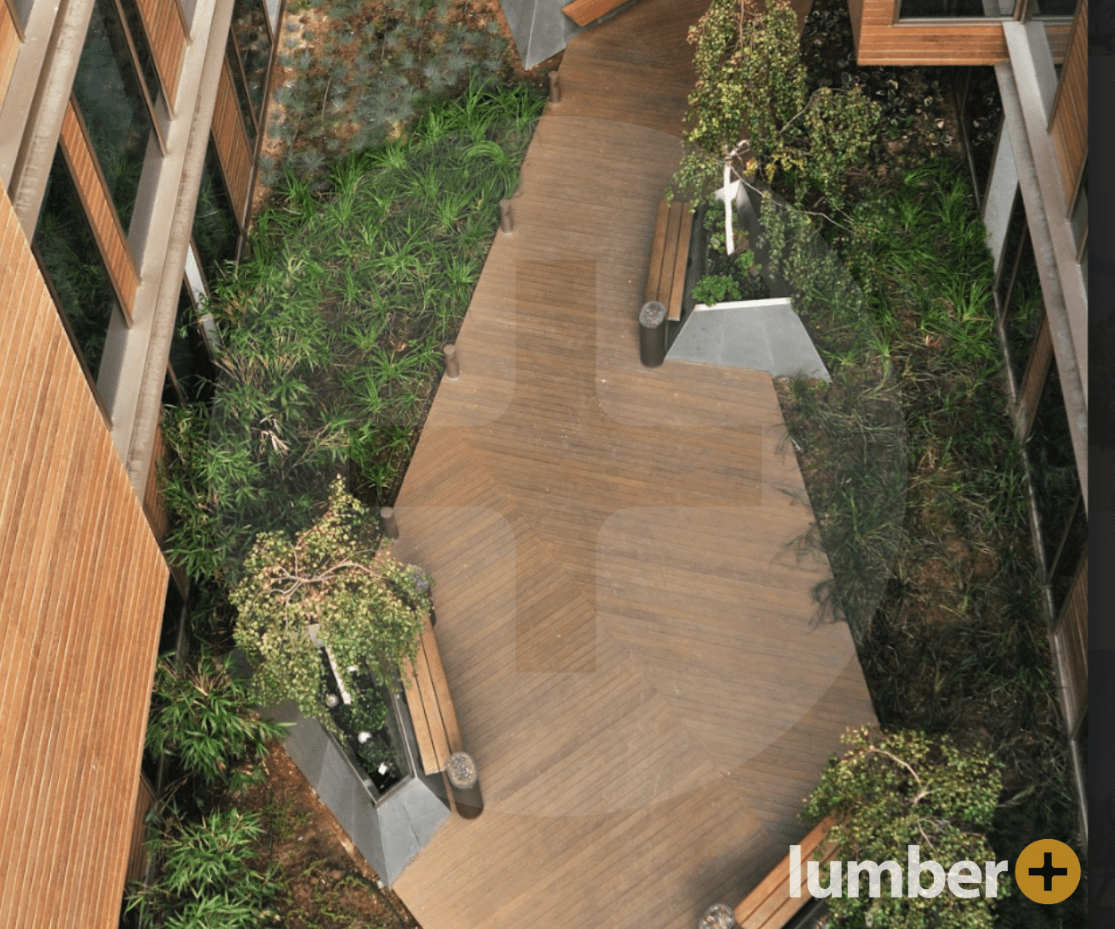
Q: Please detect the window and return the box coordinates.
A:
[72,0,160,233]
[996,193,1045,389]
[33,148,123,389]
[167,283,217,404]
[900,0,1018,19]
[230,0,273,122]
[192,140,241,286]
[1026,357,1080,574]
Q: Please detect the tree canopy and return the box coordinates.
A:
[674,0,879,211]
[805,727,1005,929]
[231,479,430,732]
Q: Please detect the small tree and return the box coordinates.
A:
[673,0,879,221]
[804,727,1005,929]
[231,479,430,735]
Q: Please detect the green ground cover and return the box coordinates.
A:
[163,79,543,590]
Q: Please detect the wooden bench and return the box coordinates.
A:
[645,199,693,322]
[561,0,634,26]
[733,817,838,929]
[402,616,463,777]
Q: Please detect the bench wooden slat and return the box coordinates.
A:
[645,200,692,323]
[666,201,692,322]
[659,201,683,314]
[644,199,669,307]
[734,816,837,929]
[403,616,463,775]
[562,0,631,26]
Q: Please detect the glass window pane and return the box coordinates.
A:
[1003,233,1044,386]
[901,0,1016,16]
[1027,358,1080,572]
[170,284,217,403]
[1031,0,1077,16]
[119,0,164,107]
[73,0,155,233]
[34,149,120,382]
[231,0,272,119]
[192,140,241,286]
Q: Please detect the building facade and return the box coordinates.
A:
[849,0,1089,834]
[0,0,276,918]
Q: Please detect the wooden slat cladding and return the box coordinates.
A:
[1016,314,1051,439]
[1048,0,1086,208]
[852,0,1009,65]
[144,416,170,544]
[0,186,168,929]
[58,99,140,320]
[213,58,253,226]
[0,0,20,109]
[135,0,187,105]
[124,775,157,884]
[1054,551,1086,734]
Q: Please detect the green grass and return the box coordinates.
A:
[162,79,544,587]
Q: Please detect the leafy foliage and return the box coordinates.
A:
[126,809,283,929]
[805,727,1004,929]
[674,0,879,211]
[160,81,542,584]
[231,480,429,734]
[146,650,287,794]
[691,274,742,306]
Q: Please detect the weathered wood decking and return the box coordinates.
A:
[389,1,874,925]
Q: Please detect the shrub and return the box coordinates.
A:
[126,809,283,929]
[147,650,287,794]
[230,479,429,733]
[692,274,742,306]
[805,727,1004,929]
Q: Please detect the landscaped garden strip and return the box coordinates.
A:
[770,160,1083,928]
[162,79,543,588]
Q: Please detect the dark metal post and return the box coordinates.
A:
[548,70,561,105]
[443,343,460,379]
[639,301,668,368]
[380,507,399,540]
[499,199,513,234]
[446,752,483,819]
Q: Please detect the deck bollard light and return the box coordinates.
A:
[446,752,483,819]
[443,343,460,379]
[499,199,513,234]
[698,904,738,929]
[548,70,561,105]
[638,300,668,368]
[379,506,399,540]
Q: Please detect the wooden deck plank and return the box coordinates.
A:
[388,0,872,924]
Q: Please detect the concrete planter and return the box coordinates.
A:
[270,689,450,887]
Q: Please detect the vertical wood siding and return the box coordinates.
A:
[213,58,253,226]
[852,0,1008,65]
[143,416,170,545]
[1048,0,1087,208]
[0,185,168,929]
[124,775,157,884]
[1054,551,1087,734]
[58,99,140,320]
[135,0,187,107]
[0,0,19,108]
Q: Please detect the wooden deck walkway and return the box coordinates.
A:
[389,1,874,925]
